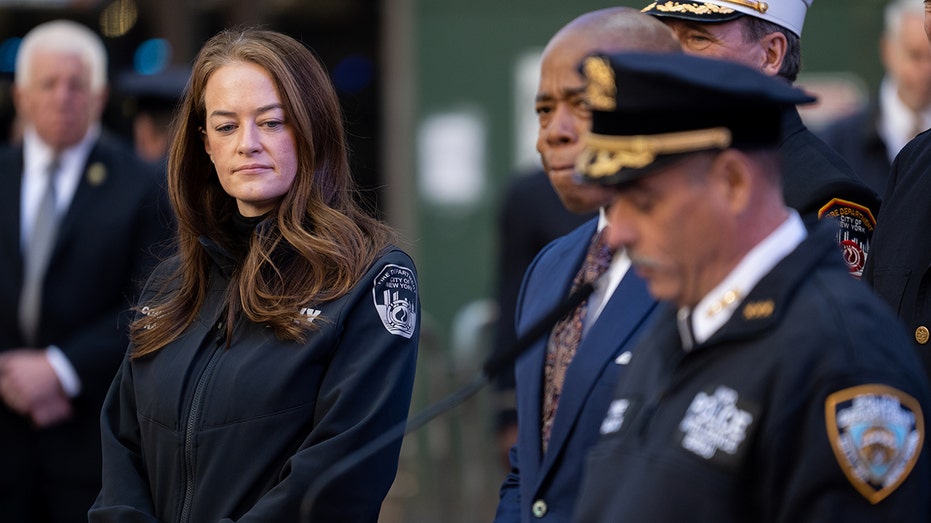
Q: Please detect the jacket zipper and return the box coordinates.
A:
[178,315,227,523]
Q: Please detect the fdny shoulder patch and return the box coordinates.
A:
[678,385,757,467]
[372,264,417,339]
[825,384,924,504]
[817,198,876,278]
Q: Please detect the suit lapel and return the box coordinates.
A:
[537,267,657,480]
[515,222,596,473]
[51,141,110,263]
[0,149,25,283]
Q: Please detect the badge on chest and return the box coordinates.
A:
[677,385,758,467]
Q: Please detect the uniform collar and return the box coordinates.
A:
[678,210,807,350]
[200,236,238,279]
[23,124,100,175]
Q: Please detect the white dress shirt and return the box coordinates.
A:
[18,124,100,397]
[583,209,632,337]
[678,210,807,350]
[878,76,931,164]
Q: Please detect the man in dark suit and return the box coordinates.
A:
[492,8,679,523]
[642,0,881,279]
[818,0,931,198]
[489,167,594,470]
[0,20,171,522]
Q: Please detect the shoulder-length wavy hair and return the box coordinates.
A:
[130,28,394,357]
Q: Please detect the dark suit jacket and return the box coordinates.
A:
[817,101,892,198]
[863,129,931,378]
[494,218,659,523]
[490,169,595,427]
[0,131,172,517]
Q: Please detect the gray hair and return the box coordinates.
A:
[15,20,108,93]
[741,16,802,83]
[884,0,925,39]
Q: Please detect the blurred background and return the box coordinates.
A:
[0,0,892,520]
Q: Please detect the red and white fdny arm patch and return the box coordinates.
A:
[817,198,876,279]
[825,385,924,504]
[372,264,418,339]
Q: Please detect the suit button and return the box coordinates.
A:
[532,499,548,518]
[917,326,930,345]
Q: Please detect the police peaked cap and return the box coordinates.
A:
[575,51,815,187]
[642,0,813,37]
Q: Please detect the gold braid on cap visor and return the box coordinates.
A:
[643,1,768,15]
[576,127,733,179]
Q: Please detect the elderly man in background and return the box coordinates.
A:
[819,0,931,197]
[0,20,170,522]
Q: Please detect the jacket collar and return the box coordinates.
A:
[199,236,238,279]
[699,219,841,347]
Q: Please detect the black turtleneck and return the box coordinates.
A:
[230,211,269,253]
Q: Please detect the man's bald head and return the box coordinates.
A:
[536,7,680,214]
[546,7,681,57]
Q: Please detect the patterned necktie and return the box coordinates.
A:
[541,228,614,453]
[19,158,61,345]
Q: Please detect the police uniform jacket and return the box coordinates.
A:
[574,221,931,523]
[90,238,419,523]
[494,218,659,523]
[863,129,931,378]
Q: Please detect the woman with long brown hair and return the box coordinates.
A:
[90,28,419,522]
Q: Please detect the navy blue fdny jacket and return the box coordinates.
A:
[90,242,419,522]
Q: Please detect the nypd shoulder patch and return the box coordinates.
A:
[372,264,418,339]
[825,384,924,504]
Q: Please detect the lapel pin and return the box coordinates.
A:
[86,162,107,186]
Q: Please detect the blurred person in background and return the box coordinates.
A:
[0,19,171,522]
[117,66,190,165]
[819,0,931,197]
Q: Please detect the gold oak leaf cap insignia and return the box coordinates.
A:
[582,56,616,112]
[574,52,813,187]
[641,0,812,38]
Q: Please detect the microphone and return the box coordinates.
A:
[299,281,596,520]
